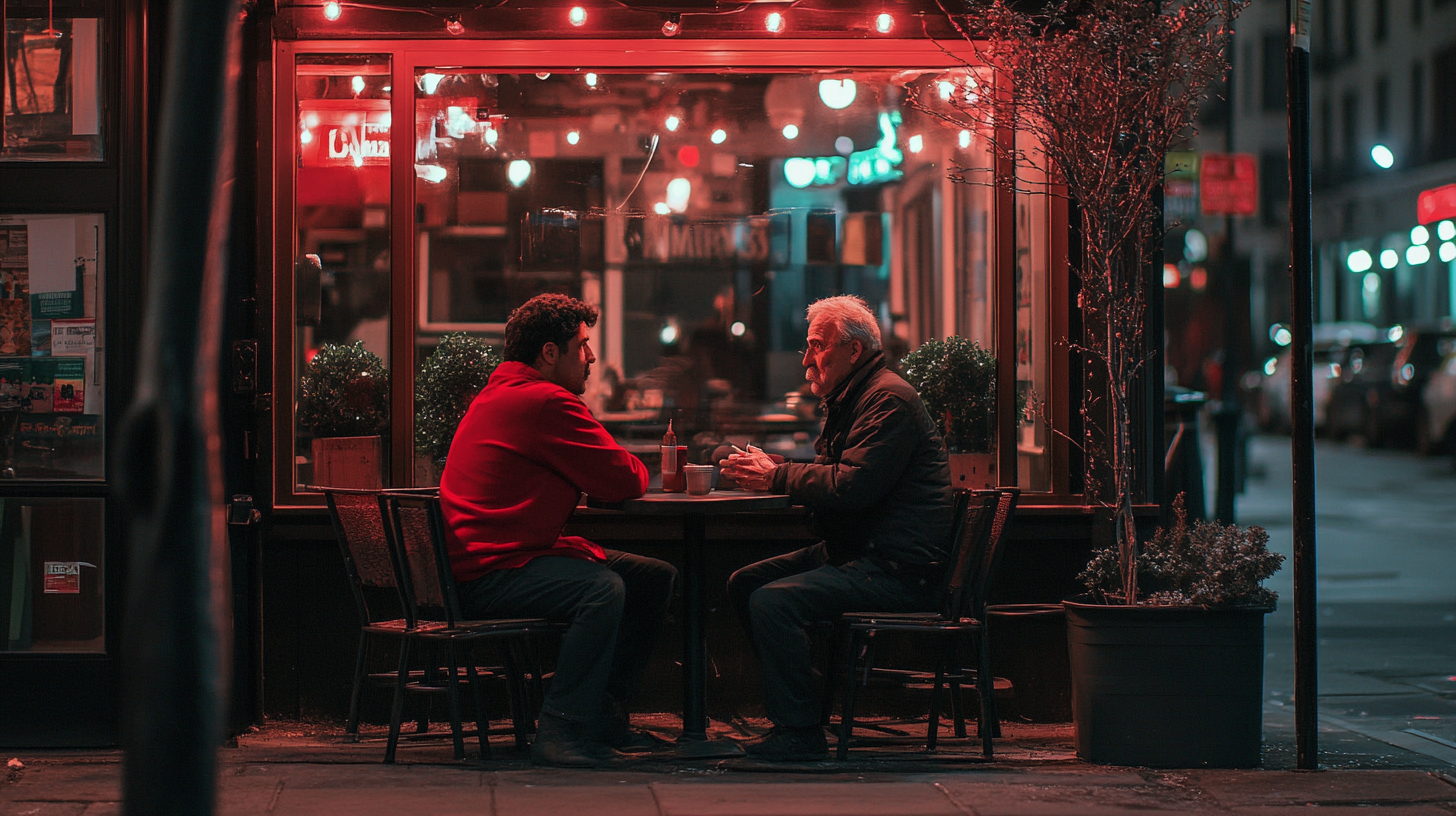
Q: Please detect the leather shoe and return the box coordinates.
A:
[744,726,828,762]
[531,714,612,768]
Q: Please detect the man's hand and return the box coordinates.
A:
[717,445,777,491]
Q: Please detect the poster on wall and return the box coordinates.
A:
[0,225,31,355]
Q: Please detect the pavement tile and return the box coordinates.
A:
[650,781,963,816]
[0,805,90,816]
[78,805,118,816]
[0,765,121,803]
[930,769,1150,787]
[1225,809,1455,815]
[937,779,1210,816]
[271,787,493,816]
[1183,770,1456,806]
[495,784,659,816]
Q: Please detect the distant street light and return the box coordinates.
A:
[1371,144,1395,169]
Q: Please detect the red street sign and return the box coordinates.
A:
[1200,153,1258,216]
[1418,184,1456,224]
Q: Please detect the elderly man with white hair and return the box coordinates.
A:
[720,294,953,761]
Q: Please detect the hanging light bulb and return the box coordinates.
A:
[875,13,893,33]
[908,134,923,153]
[711,128,727,145]
[958,129,972,148]
[444,14,465,35]
[585,72,598,87]
[765,11,784,33]
[782,124,799,140]
[665,115,681,132]
[351,75,366,95]
[662,14,682,36]
[322,1,342,22]
[569,6,587,26]
[567,130,580,145]
[484,126,498,146]
[507,160,532,187]
[818,79,857,110]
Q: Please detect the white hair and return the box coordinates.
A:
[806,295,882,352]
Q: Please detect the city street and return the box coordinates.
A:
[1238,432,1456,768]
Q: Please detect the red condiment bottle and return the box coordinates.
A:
[661,420,684,492]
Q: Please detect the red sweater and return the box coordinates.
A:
[440,361,649,582]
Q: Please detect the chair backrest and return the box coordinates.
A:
[380,493,463,628]
[939,489,999,621]
[964,488,1020,619]
[323,487,400,627]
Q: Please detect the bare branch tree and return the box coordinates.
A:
[928,0,1246,603]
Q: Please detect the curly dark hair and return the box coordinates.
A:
[503,294,599,364]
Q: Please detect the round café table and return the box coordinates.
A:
[588,489,792,758]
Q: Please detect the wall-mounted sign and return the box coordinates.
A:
[1418,184,1456,225]
[1200,152,1257,216]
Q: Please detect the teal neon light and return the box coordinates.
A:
[781,112,903,189]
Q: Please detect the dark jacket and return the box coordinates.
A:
[770,351,953,580]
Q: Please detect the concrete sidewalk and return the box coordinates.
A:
[6,718,1456,815]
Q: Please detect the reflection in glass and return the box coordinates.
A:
[294,54,391,491]
[411,69,1014,480]
[2,16,102,161]
[0,498,105,653]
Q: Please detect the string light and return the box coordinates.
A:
[569,6,587,26]
[567,130,580,145]
[662,14,681,36]
[351,75,365,95]
[444,14,464,35]
[782,124,799,140]
[908,134,923,153]
[711,129,727,144]
[765,11,784,33]
[585,72,598,87]
[665,115,681,132]
[875,13,893,33]
[958,129,971,148]
[322,1,341,22]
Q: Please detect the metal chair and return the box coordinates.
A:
[379,492,561,763]
[321,486,443,744]
[832,487,1019,760]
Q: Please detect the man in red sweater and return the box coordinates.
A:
[441,294,676,767]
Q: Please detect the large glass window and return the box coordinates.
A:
[0,213,105,480]
[0,497,104,653]
[2,8,103,162]
[409,68,997,480]
[292,54,391,492]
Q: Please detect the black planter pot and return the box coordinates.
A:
[1064,600,1270,768]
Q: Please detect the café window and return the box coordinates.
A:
[275,41,1068,504]
[0,497,105,653]
[2,5,104,162]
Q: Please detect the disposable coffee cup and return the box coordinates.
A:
[684,464,714,495]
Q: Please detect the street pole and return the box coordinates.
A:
[1286,0,1318,771]
[120,1,243,813]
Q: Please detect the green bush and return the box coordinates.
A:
[298,341,389,438]
[1079,494,1285,607]
[899,336,998,453]
[414,332,500,462]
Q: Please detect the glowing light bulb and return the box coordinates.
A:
[569,6,586,26]
[782,124,799,140]
[1380,249,1399,269]
[1347,249,1373,272]
[484,127,498,146]
[653,202,671,215]
[536,72,551,80]
[507,160,532,187]
[351,75,365,95]
[662,15,681,36]
[567,130,580,145]
[765,11,784,32]
[585,72,598,87]
[420,73,444,95]
[1441,242,1456,263]
[1412,225,1430,244]
[835,136,854,155]
[666,177,692,212]
[958,129,971,148]
[711,129,727,145]
[322,1,341,21]
[731,321,746,337]
[299,128,312,145]
[1408,244,1431,265]
[1439,220,1456,241]
[875,13,893,33]
[907,134,923,153]
[1371,144,1395,169]
[938,81,954,101]
[818,79,857,110]
[784,158,816,189]
[444,14,464,35]
[664,115,680,132]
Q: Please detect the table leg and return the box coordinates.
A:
[677,512,743,758]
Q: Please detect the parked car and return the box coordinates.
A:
[1324,341,1401,444]
[1418,348,1456,458]
[1256,322,1381,434]
[1324,322,1456,447]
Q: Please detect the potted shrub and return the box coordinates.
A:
[900,336,999,489]
[1068,495,1283,766]
[414,332,499,483]
[298,341,389,488]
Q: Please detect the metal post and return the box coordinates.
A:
[120,1,243,813]
[1286,0,1319,771]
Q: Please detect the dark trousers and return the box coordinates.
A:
[726,544,927,728]
[457,550,676,724]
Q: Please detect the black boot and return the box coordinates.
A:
[744,725,828,761]
[586,698,673,753]
[531,713,611,768]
